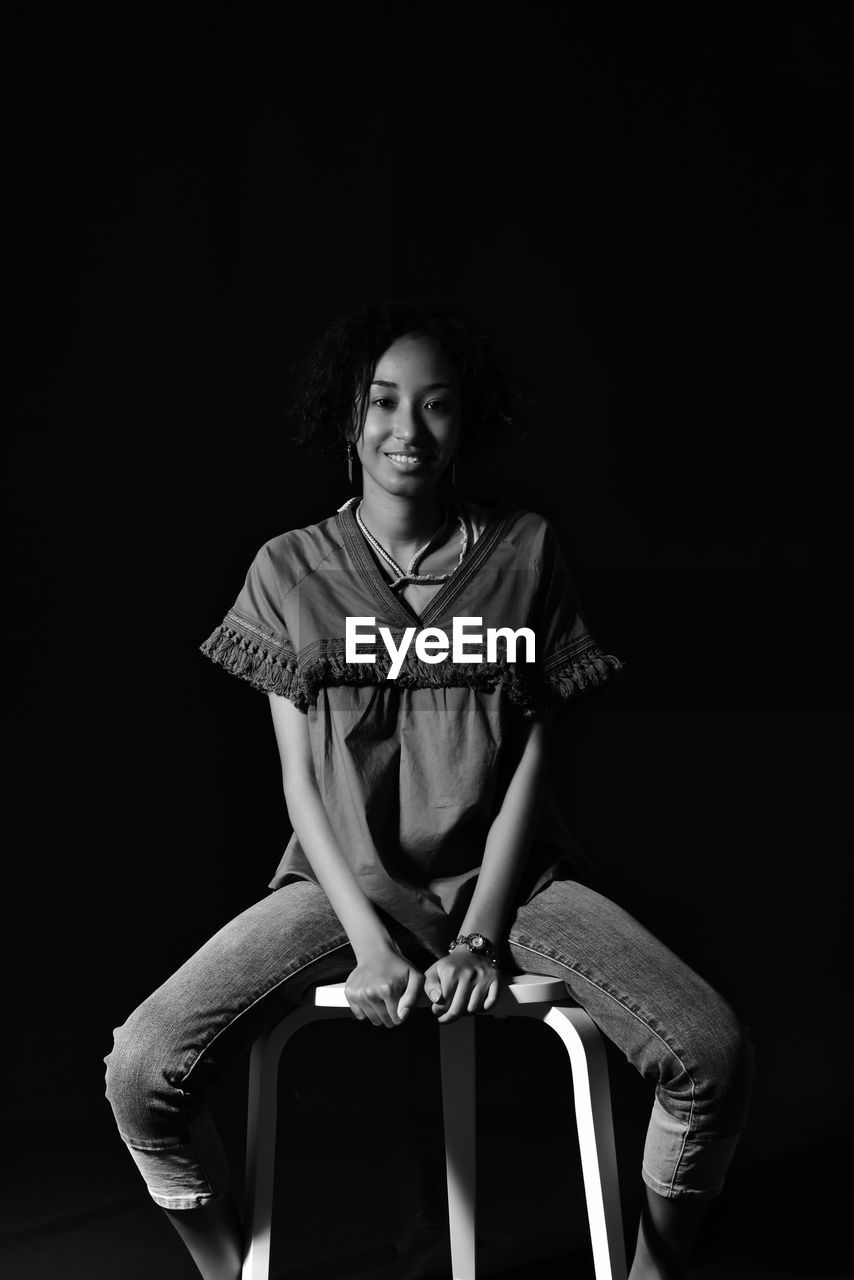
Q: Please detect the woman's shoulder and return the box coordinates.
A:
[469,496,556,561]
[253,511,346,588]
[464,496,552,533]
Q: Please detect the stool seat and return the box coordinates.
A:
[242,971,626,1280]
[311,972,569,1008]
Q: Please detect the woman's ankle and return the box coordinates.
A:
[162,1194,243,1280]
[629,1184,712,1279]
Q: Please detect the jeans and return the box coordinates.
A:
[103,878,754,1210]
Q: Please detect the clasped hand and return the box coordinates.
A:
[345,942,503,1027]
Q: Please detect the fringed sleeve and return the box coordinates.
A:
[200,544,307,709]
[533,520,623,715]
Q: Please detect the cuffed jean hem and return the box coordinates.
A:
[641,1097,744,1200]
[122,1138,230,1210]
[120,1107,231,1211]
[149,1186,230,1211]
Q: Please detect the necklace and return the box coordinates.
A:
[352,498,469,591]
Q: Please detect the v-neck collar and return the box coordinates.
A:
[336,497,513,629]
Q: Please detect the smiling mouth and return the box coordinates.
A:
[385,453,432,467]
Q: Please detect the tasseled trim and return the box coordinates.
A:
[201,623,623,720]
[542,647,624,711]
[200,623,305,705]
[298,640,512,708]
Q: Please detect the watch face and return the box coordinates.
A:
[470,935,484,948]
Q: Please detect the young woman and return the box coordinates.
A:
[105,302,754,1280]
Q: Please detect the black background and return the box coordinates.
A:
[5,7,850,1278]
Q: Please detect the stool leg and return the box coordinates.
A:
[439,1016,477,1280]
[242,1030,279,1280]
[542,1007,627,1280]
[242,1008,346,1280]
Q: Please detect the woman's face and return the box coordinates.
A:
[355,333,461,498]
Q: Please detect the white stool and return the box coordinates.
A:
[242,974,627,1280]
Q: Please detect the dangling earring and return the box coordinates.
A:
[347,441,353,486]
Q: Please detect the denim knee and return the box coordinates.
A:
[681,1001,755,1137]
[644,1005,755,1199]
[104,996,188,1144]
[104,996,232,1209]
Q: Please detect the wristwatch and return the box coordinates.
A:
[449,933,498,965]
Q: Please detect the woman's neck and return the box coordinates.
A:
[358,486,452,555]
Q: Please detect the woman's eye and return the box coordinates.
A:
[371,396,450,412]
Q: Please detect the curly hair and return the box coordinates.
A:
[286,300,530,458]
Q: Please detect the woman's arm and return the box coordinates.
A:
[268,693,424,1027]
[424,710,556,1023]
[461,710,554,940]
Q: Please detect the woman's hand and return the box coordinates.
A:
[423,949,504,1024]
[345,941,424,1028]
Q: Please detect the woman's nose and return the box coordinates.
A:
[392,406,425,441]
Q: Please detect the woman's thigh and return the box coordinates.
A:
[506,879,751,1135]
[105,878,355,1137]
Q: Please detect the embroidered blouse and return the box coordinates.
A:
[201,497,623,956]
